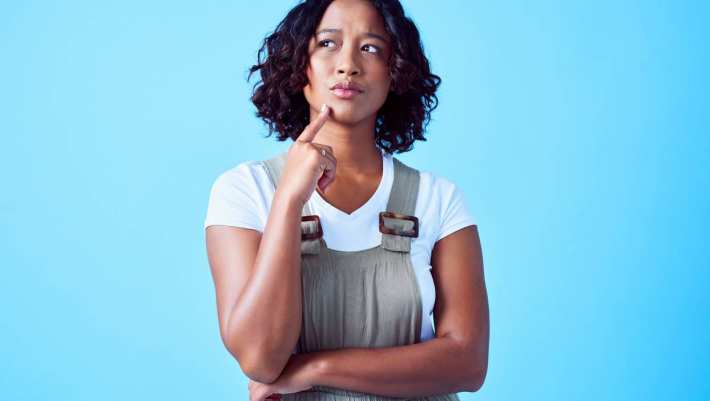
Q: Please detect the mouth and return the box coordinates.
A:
[330,88,363,99]
[329,81,364,100]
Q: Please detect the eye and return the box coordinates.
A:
[362,44,380,54]
[318,39,336,48]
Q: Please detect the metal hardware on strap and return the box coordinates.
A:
[300,215,324,255]
[379,211,419,238]
[379,211,419,253]
[301,215,323,240]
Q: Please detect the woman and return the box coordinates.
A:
[204,1,489,400]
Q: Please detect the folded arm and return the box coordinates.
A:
[300,225,489,398]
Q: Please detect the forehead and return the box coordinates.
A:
[316,0,388,36]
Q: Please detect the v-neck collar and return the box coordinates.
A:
[311,149,393,219]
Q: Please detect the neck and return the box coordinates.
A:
[307,109,382,176]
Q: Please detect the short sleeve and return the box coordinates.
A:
[436,180,477,242]
[203,163,271,231]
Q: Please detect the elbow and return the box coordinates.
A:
[226,343,283,384]
[459,351,488,393]
[461,364,487,393]
[454,340,488,393]
[240,357,282,384]
[219,327,283,384]
[452,330,488,393]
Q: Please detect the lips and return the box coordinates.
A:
[330,81,364,100]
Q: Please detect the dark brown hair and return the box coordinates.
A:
[247,0,441,154]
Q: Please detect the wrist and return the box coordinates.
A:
[299,352,328,388]
[273,188,307,211]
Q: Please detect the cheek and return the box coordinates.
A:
[373,71,392,101]
[304,61,329,92]
[372,61,391,87]
[303,65,321,103]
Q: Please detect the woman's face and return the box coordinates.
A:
[303,0,392,126]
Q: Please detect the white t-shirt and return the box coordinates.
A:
[203,149,477,341]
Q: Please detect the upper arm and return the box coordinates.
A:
[205,225,261,350]
[431,224,489,389]
[203,164,269,354]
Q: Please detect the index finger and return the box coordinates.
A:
[297,104,330,143]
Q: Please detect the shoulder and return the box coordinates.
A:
[212,159,268,187]
[399,158,463,205]
[419,169,460,198]
[392,157,460,192]
[204,159,274,230]
[414,166,477,242]
[209,159,275,200]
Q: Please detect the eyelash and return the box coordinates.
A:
[318,39,380,54]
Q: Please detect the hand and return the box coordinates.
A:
[278,104,337,206]
[247,353,316,401]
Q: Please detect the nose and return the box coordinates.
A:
[337,65,360,76]
[336,43,361,77]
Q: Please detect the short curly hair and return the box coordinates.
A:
[247,0,441,154]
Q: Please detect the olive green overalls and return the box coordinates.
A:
[261,152,460,401]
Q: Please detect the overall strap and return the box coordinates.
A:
[261,151,314,215]
[380,157,420,253]
[261,151,324,255]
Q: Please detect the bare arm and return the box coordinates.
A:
[206,190,304,383]
[312,226,489,395]
[281,225,489,397]
[206,105,336,384]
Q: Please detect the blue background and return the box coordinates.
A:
[2,1,708,400]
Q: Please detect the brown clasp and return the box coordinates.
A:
[379,211,419,238]
[301,215,323,240]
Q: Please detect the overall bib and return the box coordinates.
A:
[261,152,460,401]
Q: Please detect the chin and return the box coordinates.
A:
[329,103,375,126]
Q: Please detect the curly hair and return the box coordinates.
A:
[247,0,441,154]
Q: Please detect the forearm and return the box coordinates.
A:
[306,336,482,398]
[226,190,304,379]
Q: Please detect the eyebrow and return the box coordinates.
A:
[315,28,389,44]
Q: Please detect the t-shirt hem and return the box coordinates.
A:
[436,219,477,242]
[203,220,263,231]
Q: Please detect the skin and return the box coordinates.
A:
[302,0,392,212]
[205,1,489,400]
[206,104,335,385]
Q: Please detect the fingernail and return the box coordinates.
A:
[320,104,328,113]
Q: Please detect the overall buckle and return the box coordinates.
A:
[379,211,419,238]
[301,215,323,240]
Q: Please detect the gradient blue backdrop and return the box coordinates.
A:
[2,1,708,400]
